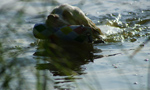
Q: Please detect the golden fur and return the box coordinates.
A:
[46,4,103,40]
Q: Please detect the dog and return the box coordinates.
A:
[45,4,104,43]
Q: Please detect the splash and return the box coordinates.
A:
[96,9,150,42]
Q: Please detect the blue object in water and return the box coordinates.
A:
[33,23,93,43]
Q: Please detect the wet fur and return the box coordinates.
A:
[46,4,103,40]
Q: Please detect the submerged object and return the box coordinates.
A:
[33,23,96,43]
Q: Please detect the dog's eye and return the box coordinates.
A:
[48,14,59,20]
[63,10,72,18]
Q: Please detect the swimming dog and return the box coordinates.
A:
[45,4,104,43]
[33,4,104,43]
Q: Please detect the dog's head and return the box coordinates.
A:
[46,14,68,28]
[45,4,104,42]
[46,4,92,27]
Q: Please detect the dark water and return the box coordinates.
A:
[0,0,150,90]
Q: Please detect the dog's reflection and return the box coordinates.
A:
[34,41,102,76]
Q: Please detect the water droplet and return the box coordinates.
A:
[144,59,149,61]
[133,74,138,76]
[114,66,118,68]
[134,82,138,85]
[96,12,100,14]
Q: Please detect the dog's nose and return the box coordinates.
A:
[33,23,52,39]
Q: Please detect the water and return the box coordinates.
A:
[0,0,150,90]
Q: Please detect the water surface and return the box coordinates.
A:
[0,0,150,90]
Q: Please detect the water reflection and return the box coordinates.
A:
[34,41,101,76]
[33,41,103,89]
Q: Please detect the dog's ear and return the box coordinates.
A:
[47,14,59,21]
[46,14,59,27]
